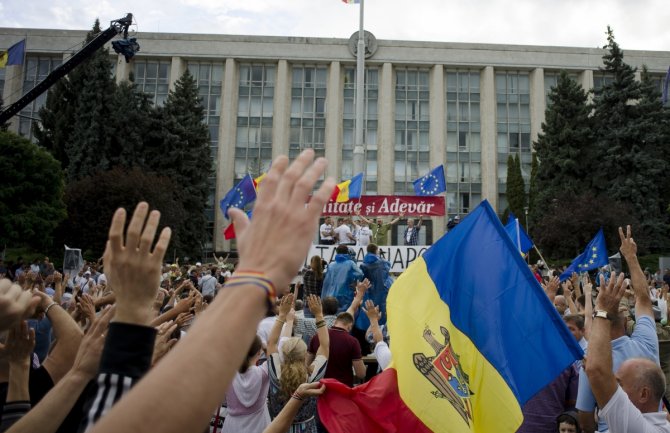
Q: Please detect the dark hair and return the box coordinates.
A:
[240,335,263,374]
[563,314,585,330]
[322,296,339,315]
[336,245,349,254]
[336,312,354,326]
[557,411,579,430]
[367,243,378,255]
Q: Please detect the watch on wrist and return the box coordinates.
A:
[593,310,612,320]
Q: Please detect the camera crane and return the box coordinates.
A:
[0,13,139,125]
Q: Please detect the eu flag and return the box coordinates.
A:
[219,174,257,219]
[504,218,533,254]
[559,228,608,281]
[413,165,446,196]
[318,200,582,432]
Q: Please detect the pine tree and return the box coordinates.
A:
[528,152,539,217]
[65,19,117,181]
[146,70,212,258]
[530,71,593,232]
[591,28,669,250]
[506,154,526,221]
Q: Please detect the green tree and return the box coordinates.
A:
[0,131,67,250]
[506,154,526,222]
[591,28,669,250]
[145,70,212,258]
[65,19,117,181]
[530,71,593,232]
[34,71,76,168]
[64,167,186,258]
[528,152,539,216]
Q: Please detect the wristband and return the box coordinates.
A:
[276,318,286,325]
[291,391,304,401]
[44,302,59,316]
[315,320,326,328]
[225,271,277,312]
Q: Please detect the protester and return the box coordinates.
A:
[320,245,363,312]
[267,294,329,433]
[403,215,423,246]
[333,218,355,246]
[357,212,403,246]
[319,217,334,245]
[300,256,325,318]
[221,335,270,433]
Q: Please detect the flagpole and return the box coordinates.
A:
[533,245,549,270]
[352,0,366,185]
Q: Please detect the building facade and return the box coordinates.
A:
[1,28,669,252]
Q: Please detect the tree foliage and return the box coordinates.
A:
[0,131,66,250]
[64,167,186,258]
[506,154,526,222]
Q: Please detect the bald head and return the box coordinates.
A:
[553,295,568,315]
[616,358,666,412]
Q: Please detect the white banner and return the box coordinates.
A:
[305,245,429,273]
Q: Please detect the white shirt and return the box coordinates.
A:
[374,341,392,370]
[334,224,353,244]
[320,223,334,241]
[357,226,373,246]
[199,274,217,296]
[405,227,415,244]
[599,386,670,433]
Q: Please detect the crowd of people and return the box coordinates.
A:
[0,150,669,433]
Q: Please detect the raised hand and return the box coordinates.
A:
[278,293,294,318]
[103,202,172,325]
[4,320,36,367]
[362,299,381,322]
[230,149,335,294]
[306,294,323,318]
[71,305,115,380]
[152,321,179,366]
[595,273,627,316]
[0,279,40,332]
[618,225,637,260]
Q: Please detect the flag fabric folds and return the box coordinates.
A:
[559,228,608,281]
[504,218,533,254]
[413,165,446,196]
[219,174,256,219]
[223,211,252,240]
[0,39,25,68]
[331,173,363,202]
[319,200,583,433]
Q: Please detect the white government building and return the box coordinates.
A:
[1,27,669,252]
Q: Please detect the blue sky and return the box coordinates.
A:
[1,0,669,51]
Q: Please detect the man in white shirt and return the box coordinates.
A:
[320,217,335,245]
[198,267,218,297]
[584,226,669,433]
[356,220,373,247]
[334,218,355,245]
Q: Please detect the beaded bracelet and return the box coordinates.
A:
[225,271,277,312]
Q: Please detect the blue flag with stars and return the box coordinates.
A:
[559,228,608,281]
[413,165,446,196]
[219,174,257,219]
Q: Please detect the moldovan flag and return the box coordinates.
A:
[0,39,25,68]
[318,200,583,432]
[330,173,363,202]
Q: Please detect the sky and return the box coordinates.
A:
[1,0,669,51]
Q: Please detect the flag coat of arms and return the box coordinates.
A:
[318,200,583,432]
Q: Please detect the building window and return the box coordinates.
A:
[235,64,275,183]
[290,65,327,159]
[342,67,378,193]
[496,71,531,211]
[19,56,62,140]
[445,70,481,218]
[187,61,224,251]
[544,71,579,105]
[394,68,430,194]
[133,60,170,105]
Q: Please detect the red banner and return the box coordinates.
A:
[321,195,445,216]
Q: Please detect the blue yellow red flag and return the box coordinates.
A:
[331,173,363,202]
[0,40,25,68]
[219,174,256,219]
[559,228,608,281]
[413,165,446,196]
[319,200,583,432]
